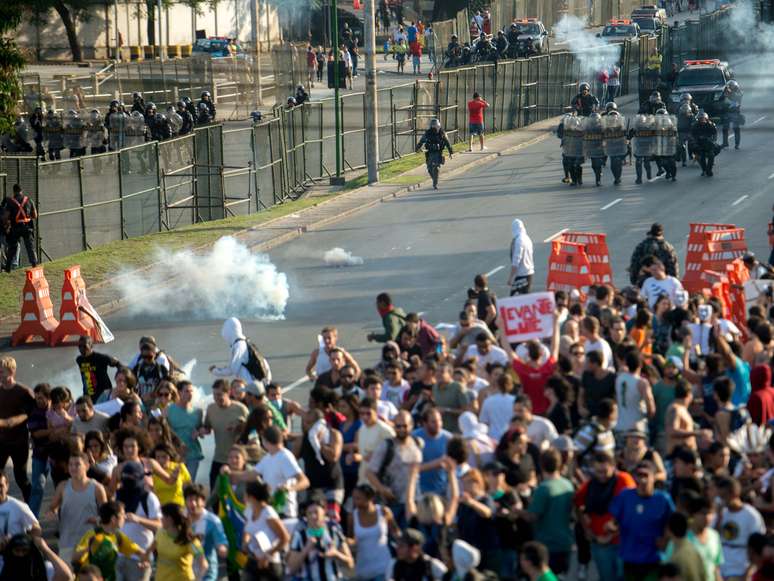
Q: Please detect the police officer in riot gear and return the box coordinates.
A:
[630,114,656,184]
[63,109,87,158]
[199,91,216,121]
[1,184,38,272]
[131,92,145,114]
[446,35,462,67]
[30,107,45,158]
[286,97,297,110]
[506,24,520,58]
[691,111,718,177]
[655,109,678,182]
[640,91,666,115]
[558,111,585,186]
[152,113,172,141]
[43,109,64,160]
[295,85,310,106]
[182,96,198,124]
[197,101,212,124]
[416,118,453,190]
[602,106,627,185]
[176,101,194,135]
[584,112,606,187]
[720,79,743,149]
[495,30,509,60]
[86,109,107,154]
[571,82,599,117]
[676,93,697,166]
[250,111,263,124]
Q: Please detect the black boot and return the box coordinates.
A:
[722,127,729,148]
[578,167,583,185]
[735,127,741,149]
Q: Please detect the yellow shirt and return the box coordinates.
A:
[155,529,203,581]
[152,461,191,506]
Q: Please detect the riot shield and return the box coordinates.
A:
[109,112,128,150]
[86,110,106,149]
[14,117,33,148]
[43,113,64,150]
[561,114,584,158]
[166,108,183,135]
[583,115,606,158]
[632,114,656,158]
[655,114,678,156]
[603,113,628,157]
[63,110,85,151]
[126,112,146,147]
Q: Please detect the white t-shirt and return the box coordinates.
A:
[641,275,684,309]
[244,505,282,564]
[615,372,649,433]
[377,399,399,423]
[717,503,765,577]
[479,392,516,441]
[382,381,410,408]
[464,344,509,377]
[120,492,162,551]
[254,448,304,518]
[527,416,559,450]
[0,497,37,537]
[515,341,550,365]
[584,337,614,371]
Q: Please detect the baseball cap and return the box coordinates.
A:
[625,429,648,441]
[665,355,684,370]
[245,381,266,398]
[139,335,157,348]
[481,461,506,475]
[398,528,425,546]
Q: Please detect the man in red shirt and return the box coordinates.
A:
[574,451,636,581]
[467,92,490,152]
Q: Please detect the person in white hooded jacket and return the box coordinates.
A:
[209,317,272,385]
[507,218,535,296]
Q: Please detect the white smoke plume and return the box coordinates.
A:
[554,15,622,80]
[115,236,289,319]
[323,247,364,267]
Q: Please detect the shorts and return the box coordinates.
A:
[469,122,484,135]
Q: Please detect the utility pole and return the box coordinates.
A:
[114,0,120,61]
[157,0,165,61]
[330,0,345,185]
[364,0,379,183]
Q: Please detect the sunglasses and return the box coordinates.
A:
[572,351,585,356]
[158,392,171,397]
[394,423,408,429]
[342,375,356,380]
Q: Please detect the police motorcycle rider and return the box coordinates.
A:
[676,93,697,167]
[197,101,213,124]
[654,108,678,182]
[30,107,45,158]
[494,30,509,61]
[558,110,585,186]
[640,91,666,115]
[571,82,599,117]
[43,109,64,161]
[630,113,656,184]
[584,112,606,187]
[691,111,719,177]
[445,34,462,67]
[86,108,107,154]
[176,101,194,136]
[131,92,145,115]
[415,118,453,190]
[719,79,743,149]
[199,91,216,121]
[602,102,627,185]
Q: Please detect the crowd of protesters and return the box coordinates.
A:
[1,220,774,580]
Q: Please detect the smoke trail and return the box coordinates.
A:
[323,247,364,267]
[554,15,622,79]
[115,236,289,320]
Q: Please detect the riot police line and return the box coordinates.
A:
[556,83,732,186]
[3,91,218,161]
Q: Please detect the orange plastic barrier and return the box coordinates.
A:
[546,240,594,297]
[563,231,613,285]
[10,267,59,347]
[701,270,732,319]
[684,223,736,289]
[50,265,97,346]
[683,226,747,292]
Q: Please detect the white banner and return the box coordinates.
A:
[497,292,556,343]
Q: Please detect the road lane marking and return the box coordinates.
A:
[285,376,309,393]
[768,172,774,180]
[732,194,748,206]
[543,228,568,243]
[486,265,505,277]
[600,198,622,210]
[752,116,767,126]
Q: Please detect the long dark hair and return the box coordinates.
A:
[162,502,195,545]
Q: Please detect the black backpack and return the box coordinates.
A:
[239,338,270,381]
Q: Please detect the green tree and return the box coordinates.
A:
[0,2,24,134]
[18,0,91,62]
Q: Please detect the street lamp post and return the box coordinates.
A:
[364,0,379,183]
[330,0,345,185]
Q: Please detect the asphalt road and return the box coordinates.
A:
[5,53,772,465]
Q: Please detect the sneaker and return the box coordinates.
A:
[635,178,642,184]
[656,168,664,176]
[614,178,621,185]
[562,177,571,183]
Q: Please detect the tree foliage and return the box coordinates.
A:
[0,2,24,134]
[17,0,92,62]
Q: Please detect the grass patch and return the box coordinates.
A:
[0,194,335,321]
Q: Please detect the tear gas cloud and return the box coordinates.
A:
[115,236,289,320]
[323,247,364,266]
[554,15,621,80]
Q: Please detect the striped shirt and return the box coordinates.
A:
[573,421,615,470]
[289,521,347,581]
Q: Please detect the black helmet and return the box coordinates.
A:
[649,91,661,103]
[656,108,667,115]
[681,93,692,101]
[579,82,590,92]
[250,111,263,122]
[132,92,142,100]
[451,34,458,40]
[146,102,156,111]
[176,101,186,109]
[110,99,120,108]
[198,102,209,111]
[697,111,709,121]
[201,91,211,99]
[287,97,297,106]
[155,113,166,123]
[182,96,192,105]
[605,101,618,112]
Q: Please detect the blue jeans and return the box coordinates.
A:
[591,542,622,581]
[29,457,49,517]
[185,457,201,483]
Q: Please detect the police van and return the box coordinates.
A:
[667,59,735,118]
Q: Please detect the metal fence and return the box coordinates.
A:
[1,7,732,264]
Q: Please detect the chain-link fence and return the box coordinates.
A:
[1,7,732,264]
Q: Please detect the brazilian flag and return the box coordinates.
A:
[216,473,248,574]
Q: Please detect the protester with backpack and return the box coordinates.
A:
[210,317,272,387]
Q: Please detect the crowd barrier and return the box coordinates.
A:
[0,8,732,265]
